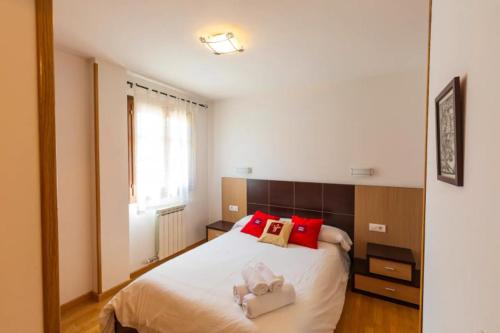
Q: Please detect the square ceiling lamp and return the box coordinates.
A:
[200,32,244,55]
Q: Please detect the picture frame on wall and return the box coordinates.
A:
[435,76,464,186]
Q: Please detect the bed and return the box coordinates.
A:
[101,179,355,333]
[101,221,350,333]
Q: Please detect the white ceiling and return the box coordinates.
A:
[54,0,429,101]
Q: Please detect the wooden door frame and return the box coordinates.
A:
[419,0,433,332]
[36,0,60,332]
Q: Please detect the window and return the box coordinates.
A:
[127,88,196,210]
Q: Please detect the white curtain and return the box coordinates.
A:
[133,87,197,211]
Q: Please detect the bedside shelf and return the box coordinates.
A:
[353,258,420,288]
[366,243,415,265]
[352,243,421,308]
[206,220,234,241]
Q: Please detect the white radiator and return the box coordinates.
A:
[155,205,186,260]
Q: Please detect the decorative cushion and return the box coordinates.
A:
[288,215,324,249]
[258,220,294,247]
[240,211,280,237]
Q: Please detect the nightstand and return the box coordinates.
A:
[206,220,234,241]
[353,243,420,308]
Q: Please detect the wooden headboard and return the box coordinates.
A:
[245,179,355,242]
[221,177,423,269]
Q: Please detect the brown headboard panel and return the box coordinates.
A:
[246,179,355,242]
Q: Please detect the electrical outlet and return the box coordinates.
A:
[369,223,386,233]
[229,205,239,212]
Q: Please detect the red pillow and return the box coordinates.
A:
[288,215,324,249]
[241,211,280,238]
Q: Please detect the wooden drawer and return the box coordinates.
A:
[369,257,412,281]
[207,229,225,241]
[355,274,420,305]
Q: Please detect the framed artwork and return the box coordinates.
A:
[435,76,463,186]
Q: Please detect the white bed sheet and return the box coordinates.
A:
[101,228,350,333]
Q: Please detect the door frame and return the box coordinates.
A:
[419,1,433,332]
[36,0,60,332]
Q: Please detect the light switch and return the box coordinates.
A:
[369,223,386,233]
[229,205,239,212]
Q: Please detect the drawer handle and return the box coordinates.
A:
[384,287,396,292]
[383,266,396,271]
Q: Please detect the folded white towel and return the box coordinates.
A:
[233,284,250,305]
[255,262,284,292]
[242,265,269,296]
[241,283,296,319]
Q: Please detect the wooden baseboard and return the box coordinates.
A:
[61,239,206,308]
[60,292,94,314]
[59,287,120,312]
[130,239,206,279]
[91,279,132,302]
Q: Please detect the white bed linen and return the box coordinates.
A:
[101,228,350,333]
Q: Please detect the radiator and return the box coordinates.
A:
[155,205,186,260]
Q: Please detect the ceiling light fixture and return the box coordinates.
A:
[199,32,244,55]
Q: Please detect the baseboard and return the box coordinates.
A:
[65,239,207,307]
[60,291,94,313]
[130,239,206,279]
[91,279,132,302]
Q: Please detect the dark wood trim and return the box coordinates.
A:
[130,239,206,279]
[206,221,234,240]
[93,62,103,294]
[366,243,416,266]
[246,203,355,216]
[60,292,93,314]
[206,221,234,233]
[246,179,355,249]
[35,0,61,332]
[435,76,463,186]
[420,1,433,330]
[127,95,136,203]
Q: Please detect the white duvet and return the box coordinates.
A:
[101,228,350,333]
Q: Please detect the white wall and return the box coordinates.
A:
[55,49,95,304]
[127,75,210,272]
[96,59,130,291]
[0,0,43,331]
[52,53,210,290]
[423,1,500,332]
[209,69,427,220]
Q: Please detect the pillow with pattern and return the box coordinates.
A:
[258,220,294,247]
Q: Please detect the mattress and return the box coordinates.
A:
[101,225,350,333]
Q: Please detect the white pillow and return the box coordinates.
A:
[281,218,352,252]
[231,215,253,230]
[318,225,353,252]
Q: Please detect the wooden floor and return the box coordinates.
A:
[336,292,418,333]
[61,290,418,333]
